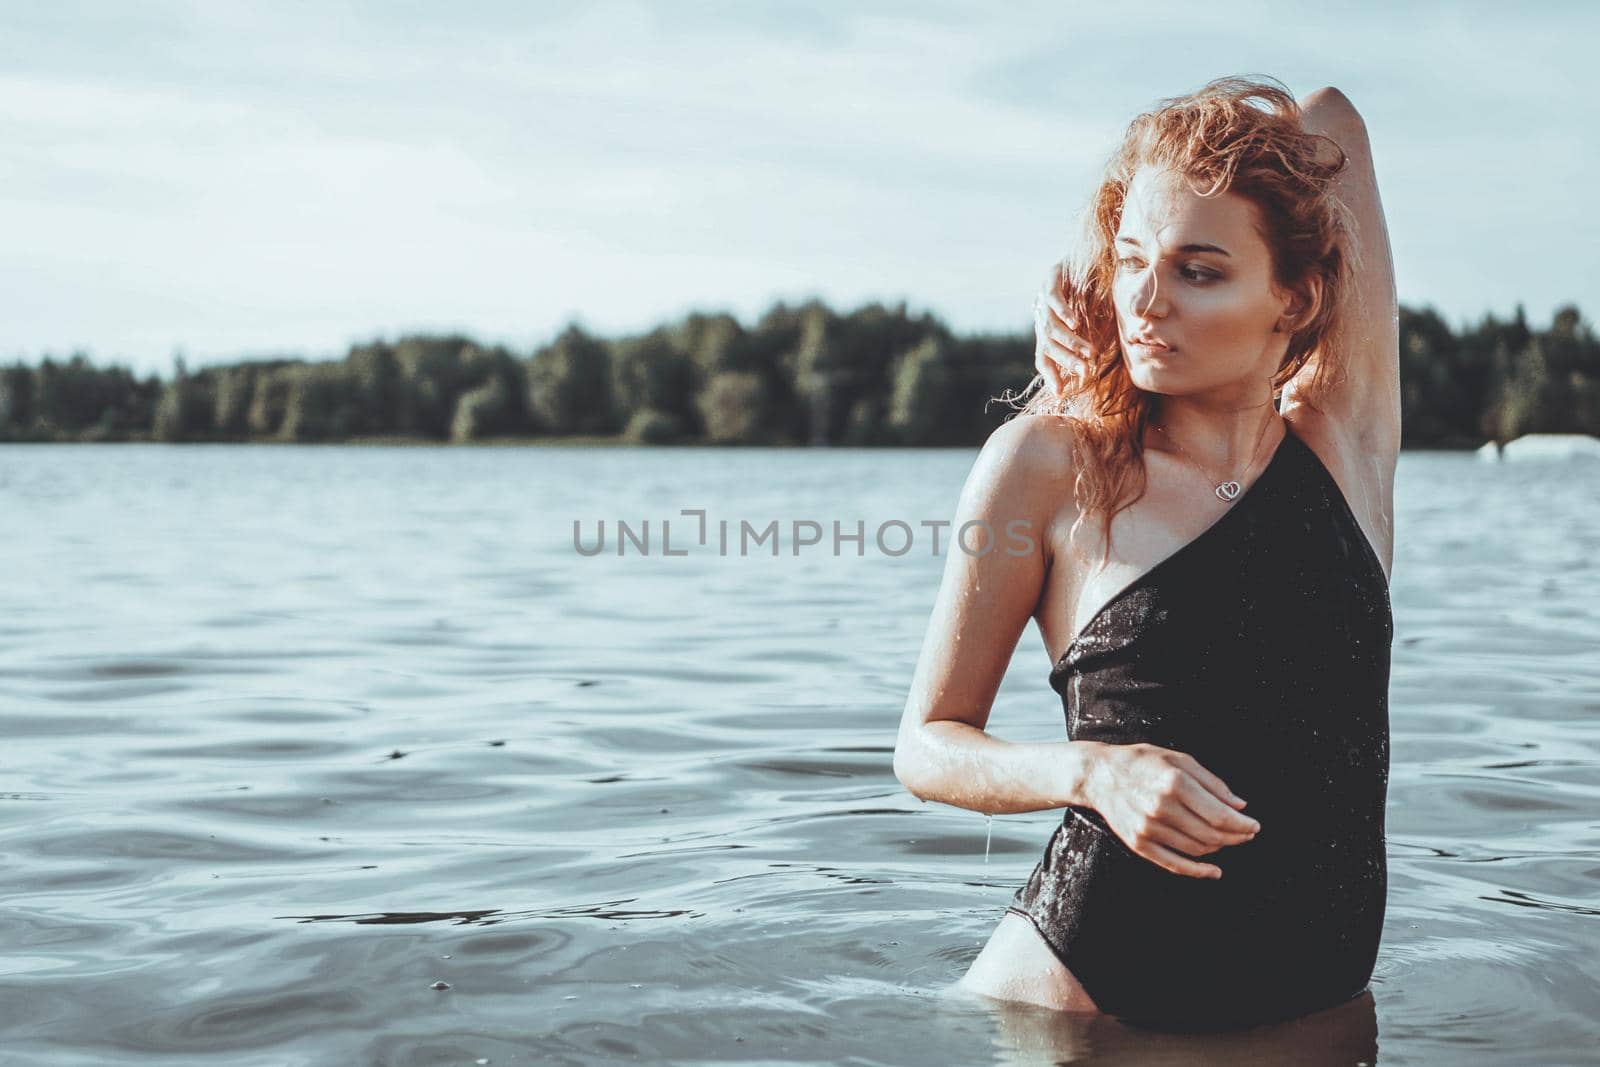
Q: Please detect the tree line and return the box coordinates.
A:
[0,299,1594,447]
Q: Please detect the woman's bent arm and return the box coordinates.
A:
[1283,86,1402,456]
[893,415,1100,815]
[898,723,1106,815]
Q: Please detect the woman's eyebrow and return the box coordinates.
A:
[1114,235,1232,257]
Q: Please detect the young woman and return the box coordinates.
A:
[894,76,1398,1031]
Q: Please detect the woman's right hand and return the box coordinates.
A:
[1085,742,1262,879]
[1032,259,1092,397]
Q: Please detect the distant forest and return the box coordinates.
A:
[1,300,1595,447]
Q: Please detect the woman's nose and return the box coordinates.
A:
[1130,269,1169,318]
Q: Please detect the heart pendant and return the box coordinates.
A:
[1215,481,1242,501]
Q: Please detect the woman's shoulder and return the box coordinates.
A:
[971,414,1083,493]
[957,415,1084,544]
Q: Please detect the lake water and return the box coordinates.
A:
[3,443,1598,1065]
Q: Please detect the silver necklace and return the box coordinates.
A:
[1154,413,1278,502]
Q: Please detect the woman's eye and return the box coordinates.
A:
[1116,257,1214,283]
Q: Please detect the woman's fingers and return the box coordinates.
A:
[1046,323,1083,350]
[1034,348,1063,396]
[1045,259,1072,317]
[1034,329,1087,396]
[1140,840,1223,880]
[1046,302,1076,334]
[1042,362,1065,396]
[1180,778,1261,835]
[1175,762,1262,835]
[1041,346,1085,378]
[1035,289,1077,334]
[1100,746,1255,877]
[1162,802,1257,854]
[1033,337,1064,395]
[1177,752,1247,807]
[1032,270,1088,397]
[1149,820,1221,858]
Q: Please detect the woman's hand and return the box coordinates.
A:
[1032,259,1092,396]
[1085,743,1262,879]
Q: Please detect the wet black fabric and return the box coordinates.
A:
[1006,423,1393,1032]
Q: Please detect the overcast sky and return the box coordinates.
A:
[2,0,1593,374]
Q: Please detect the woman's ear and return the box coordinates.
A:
[1276,277,1324,334]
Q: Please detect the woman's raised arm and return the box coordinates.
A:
[1281,87,1402,457]
[893,416,1104,815]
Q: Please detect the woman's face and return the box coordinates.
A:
[1111,165,1295,398]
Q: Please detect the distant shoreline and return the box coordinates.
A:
[4,299,1593,450]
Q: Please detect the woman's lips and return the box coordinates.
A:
[1129,339,1174,353]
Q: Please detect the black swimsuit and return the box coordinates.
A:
[1006,423,1392,1032]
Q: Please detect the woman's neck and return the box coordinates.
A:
[1148,394,1283,472]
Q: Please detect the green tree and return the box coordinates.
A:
[212,365,257,436]
[280,363,360,441]
[390,335,479,439]
[1492,339,1565,440]
[611,328,695,431]
[672,311,748,377]
[793,303,837,445]
[622,408,687,444]
[451,343,528,442]
[526,324,616,435]
[888,337,952,445]
[346,342,403,435]
[0,363,35,438]
[247,365,298,437]
[697,371,772,444]
[153,365,215,442]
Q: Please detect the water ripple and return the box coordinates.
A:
[1,444,1596,1063]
